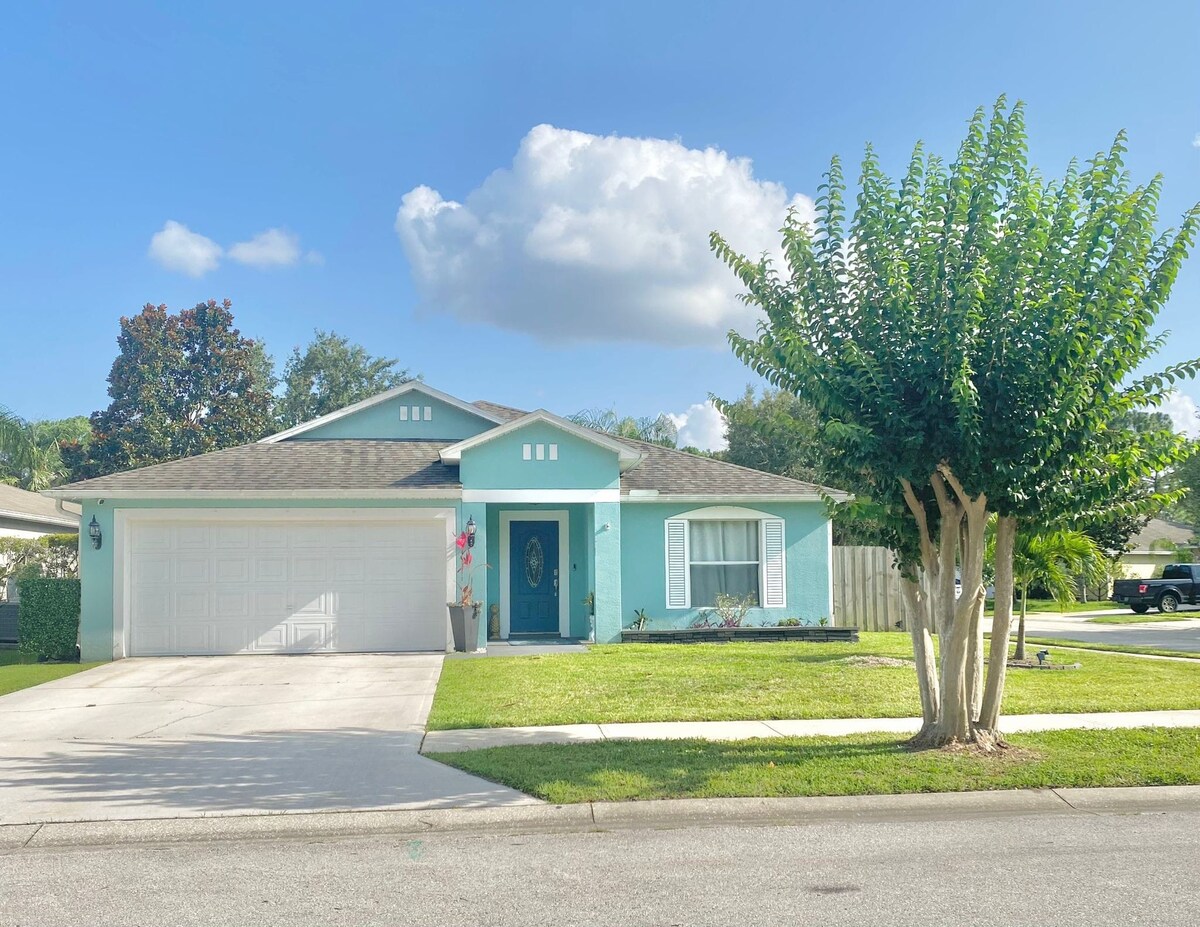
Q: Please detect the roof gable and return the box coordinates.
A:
[440,410,643,469]
[261,382,503,443]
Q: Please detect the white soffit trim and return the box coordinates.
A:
[462,489,620,503]
[0,507,79,527]
[440,410,643,469]
[621,493,840,504]
[258,381,504,443]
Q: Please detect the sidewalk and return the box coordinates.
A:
[422,709,1200,753]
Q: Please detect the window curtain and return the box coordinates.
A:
[689,521,759,606]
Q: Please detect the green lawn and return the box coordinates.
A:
[429,727,1200,803]
[1023,637,1200,660]
[0,650,98,697]
[1087,613,1189,625]
[427,634,1200,730]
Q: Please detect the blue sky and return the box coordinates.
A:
[2,1,1198,448]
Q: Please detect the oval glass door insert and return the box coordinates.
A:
[524,536,544,588]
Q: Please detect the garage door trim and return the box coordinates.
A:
[111,507,458,659]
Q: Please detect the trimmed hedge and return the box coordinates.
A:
[17,577,81,662]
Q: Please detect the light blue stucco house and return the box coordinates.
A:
[46,382,846,661]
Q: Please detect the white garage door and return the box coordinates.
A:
[126,517,448,655]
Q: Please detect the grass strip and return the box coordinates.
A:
[429,728,1200,803]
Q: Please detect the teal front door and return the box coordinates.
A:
[510,520,559,634]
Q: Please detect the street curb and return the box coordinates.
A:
[4,785,1199,852]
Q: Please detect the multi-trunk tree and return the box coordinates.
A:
[713,99,1197,747]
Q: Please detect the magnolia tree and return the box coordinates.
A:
[713,100,1198,747]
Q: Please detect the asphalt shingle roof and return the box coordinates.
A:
[52,400,845,499]
[0,484,80,525]
[613,436,839,498]
[57,441,460,493]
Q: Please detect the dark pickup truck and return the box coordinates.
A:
[1111,564,1200,614]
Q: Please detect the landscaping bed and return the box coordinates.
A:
[621,626,857,644]
[429,727,1200,803]
[427,634,1200,730]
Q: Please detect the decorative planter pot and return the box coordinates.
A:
[449,602,483,652]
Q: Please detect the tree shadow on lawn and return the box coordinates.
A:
[440,735,967,801]
[0,728,529,822]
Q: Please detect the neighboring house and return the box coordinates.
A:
[1119,518,1199,579]
[0,485,79,641]
[45,383,847,662]
[0,484,80,539]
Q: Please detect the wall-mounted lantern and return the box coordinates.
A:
[465,515,477,548]
[88,516,103,550]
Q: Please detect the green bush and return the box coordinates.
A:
[17,577,81,662]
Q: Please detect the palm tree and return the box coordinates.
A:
[0,406,67,491]
[1011,529,1105,660]
[568,408,678,447]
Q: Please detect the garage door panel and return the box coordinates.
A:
[134,556,172,585]
[291,555,327,581]
[175,556,210,583]
[255,557,288,582]
[127,516,448,656]
[215,591,250,618]
[215,557,249,583]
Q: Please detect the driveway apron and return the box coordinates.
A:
[0,654,536,825]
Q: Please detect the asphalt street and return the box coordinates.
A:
[2,800,1197,926]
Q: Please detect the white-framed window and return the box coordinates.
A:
[398,406,408,421]
[689,520,760,606]
[549,444,558,460]
[423,406,432,421]
[522,443,532,460]
[665,510,786,608]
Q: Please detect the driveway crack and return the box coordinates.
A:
[21,824,42,848]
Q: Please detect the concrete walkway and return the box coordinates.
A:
[422,709,1200,753]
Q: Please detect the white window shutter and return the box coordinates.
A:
[762,518,786,607]
[665,519,689,608]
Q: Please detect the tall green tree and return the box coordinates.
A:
[0,407,74,491]
[568,408,678,447]
[717,386,887,545]
[718,387,824,483]
[84,300,276,478]
[1173,443,1200,528]
[277,330,413,428]
[713,99,1197,747]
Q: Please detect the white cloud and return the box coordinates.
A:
[148,221,222,277]
[669,400,727,451]
[1161,389,1200,438]
[228,228,302,268]
[1193,133,1200,149]
[395,124,813,346]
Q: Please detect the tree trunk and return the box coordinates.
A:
[901,577,939,727]
[1014,584,1028,662]
[979,515,1016,731]
[911,471,992,748]
[968,590,985,722]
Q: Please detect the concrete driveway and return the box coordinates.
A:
[0,654,535,825]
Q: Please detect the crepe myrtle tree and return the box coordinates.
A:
[712,99,1198,748]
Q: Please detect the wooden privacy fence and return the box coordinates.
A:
[832,546,906,632]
